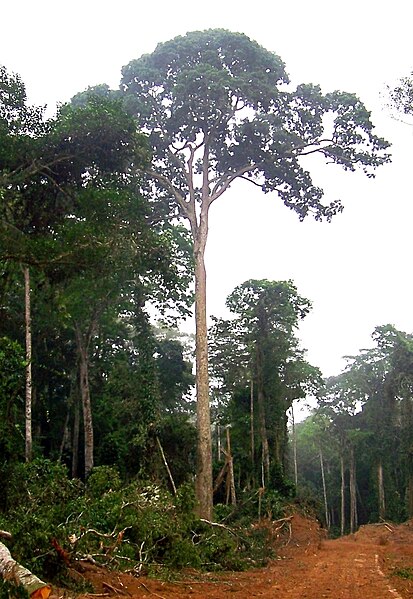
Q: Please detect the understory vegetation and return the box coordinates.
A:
[0,460,286,589]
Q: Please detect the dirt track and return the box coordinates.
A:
[70,516,413,599]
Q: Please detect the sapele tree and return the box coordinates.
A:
[123,30,389,516]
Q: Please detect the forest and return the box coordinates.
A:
[1,28,412,596]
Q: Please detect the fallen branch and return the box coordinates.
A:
[102,581,128,595]
[0,541,51,599]
[273,515,293,525]
[370,522,394,532]
[139,581,166,599]
[199,519,237,536]
[156,437,176,496]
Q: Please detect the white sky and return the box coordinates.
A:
[2,0,413,378]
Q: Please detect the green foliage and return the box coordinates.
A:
[0,337,25,461]
[0,460,279,584]
[122,29,390,222]
[0,580,28,599]
[209,279,321,491]
[85,465,122,498]
[393,567,413,580]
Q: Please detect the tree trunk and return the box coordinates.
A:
[72,395,80,478]
[156,436,177,495]
[349,446,358,533]
[291,405,298,487]
[24,266,32,462]
[217,423,222,461]
[378,459,386,520]
[75,326,94,478]
[250,378,255,475]
[225,426,236,506]
[256,345,270,487]
[194,242,213,520]
[408,470,413,519]
[319,448,330,529]
[58,410,70,461]
[340,454,345,536]
[0,541,51,599]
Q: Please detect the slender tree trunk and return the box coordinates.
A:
[349,446,358,533]
[378,459,386,520]
[340,454,345,536]
[291,405,298,487]
[250,378,255,476]
[72,395,80,478]
[408,452,413,519]
[319,448,330,529]
[408,471,413,519]
[59,410,70,461]
[274,422,282,468]
[156,436,177,495]
[225,426,236,506]
[75,326,94,478]
[24,266,32,463]
[256,344,270,486]
[194,241,213,520]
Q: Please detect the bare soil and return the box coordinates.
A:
[54,515,413,598]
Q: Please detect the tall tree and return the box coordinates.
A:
[120,30,390,517]
[209,279,320,490]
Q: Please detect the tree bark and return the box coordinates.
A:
[319,448,330,529]
[340,454,345,536]
[256,344,270,487]
[291,405,298,487]
[378,459,386,520]
[156,436,177,496]
[75,326,94,478]
[24,266,32,462]
[194,240,213,520]
[0,541,51,599]
[408,471,413,519]
[250,378,255,487]
[225,426,236,506]
[349,446,358,533]
[72,394,80,478]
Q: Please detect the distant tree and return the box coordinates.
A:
[313,325,413,527]
[120,30,390,518]
[209,279,321,491]
[388,72,413,121]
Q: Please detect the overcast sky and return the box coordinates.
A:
[2,0,413,378]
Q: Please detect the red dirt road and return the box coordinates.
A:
[72,516,413,599]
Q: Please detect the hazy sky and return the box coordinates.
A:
[2,0,413,377]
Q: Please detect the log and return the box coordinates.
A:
[0,541,51,599]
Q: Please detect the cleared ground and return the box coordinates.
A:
[58,515,413,598]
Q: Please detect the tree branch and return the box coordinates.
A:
[210,164,259,205]
[144,169,192,223]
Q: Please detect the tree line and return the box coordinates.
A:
[295,324,413,534]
